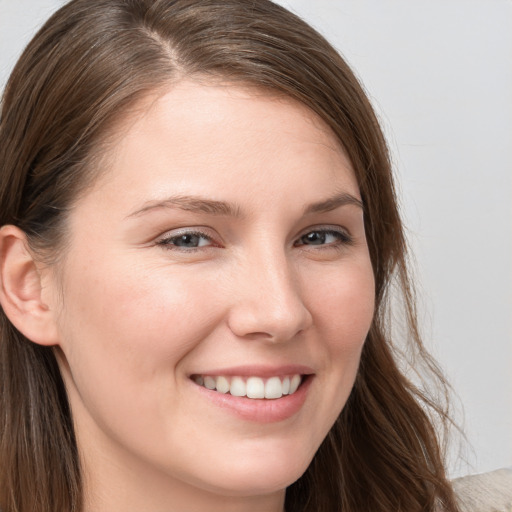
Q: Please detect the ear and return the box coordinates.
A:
[0,225,60,346]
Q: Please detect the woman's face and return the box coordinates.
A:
[50,82,375,508]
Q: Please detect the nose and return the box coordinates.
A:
[226,249,313,342]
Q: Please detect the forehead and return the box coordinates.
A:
[116,81,345,154]
[82,80,359,213]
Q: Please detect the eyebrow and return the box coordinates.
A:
[127,192,363,219]
[127,195,243,218]
[303,192,364,214]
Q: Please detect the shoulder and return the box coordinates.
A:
[452,468,512,512]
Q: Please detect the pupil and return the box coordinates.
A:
[305,232,325,245]
[177,234,199,247]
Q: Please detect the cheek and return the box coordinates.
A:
[291,257,374,443]
[55,255,225,405]
[306,257,375,350]
[61,256,217,345]
[54,256,228,453]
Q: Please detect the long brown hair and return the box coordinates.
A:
[0,1,460,511]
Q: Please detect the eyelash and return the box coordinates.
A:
[156,230,216,252]
[156,227,353,252]
[293,228,353,249]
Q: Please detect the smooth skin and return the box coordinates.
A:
[0,81,375,512]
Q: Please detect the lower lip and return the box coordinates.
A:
[193,376,313,423]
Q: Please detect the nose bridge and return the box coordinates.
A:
[227,242,312,341]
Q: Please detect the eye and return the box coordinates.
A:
[157,230,215,250]
[294,228,352,248]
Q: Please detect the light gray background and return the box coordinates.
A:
[1,0,511,478]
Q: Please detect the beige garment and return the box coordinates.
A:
[453,468,512,512]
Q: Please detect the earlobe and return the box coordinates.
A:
[0,225,59,346]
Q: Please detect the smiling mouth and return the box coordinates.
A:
[191,374,304,400]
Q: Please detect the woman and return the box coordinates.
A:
[0,1,461,511]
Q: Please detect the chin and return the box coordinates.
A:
[189,447,313,498]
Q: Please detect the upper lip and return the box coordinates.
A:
[190,364,315,378]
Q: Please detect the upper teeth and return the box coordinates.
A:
[193,374,302,399]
